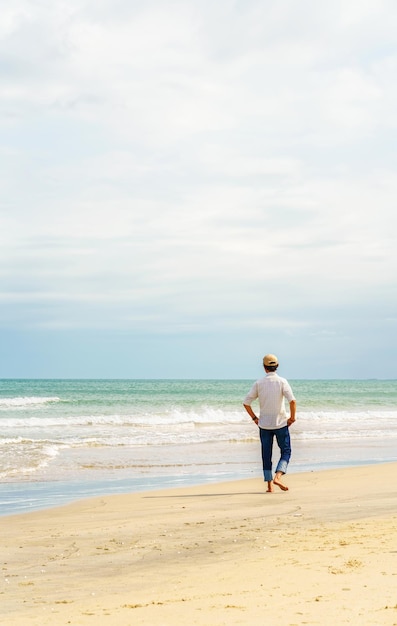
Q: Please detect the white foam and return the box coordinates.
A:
[0,396,61,408]
[0,408,247,428]
[0,441,62,480]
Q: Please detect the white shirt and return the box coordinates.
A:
[243,372,295,429]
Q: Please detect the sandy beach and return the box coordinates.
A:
[1,463,397,626]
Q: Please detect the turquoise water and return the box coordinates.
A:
[1,379,396,515]
[294,379,397,410]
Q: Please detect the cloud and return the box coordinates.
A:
[1,0,396,375]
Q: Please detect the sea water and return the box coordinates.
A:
[0,379,396,515]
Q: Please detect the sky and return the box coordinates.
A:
[1,0,397,379]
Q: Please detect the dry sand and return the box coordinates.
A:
[1,463,397,625]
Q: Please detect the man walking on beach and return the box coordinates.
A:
[243,354,296,492]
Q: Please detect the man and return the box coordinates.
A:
[243,354,296,492]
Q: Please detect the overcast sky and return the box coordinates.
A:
[1,0,397,379]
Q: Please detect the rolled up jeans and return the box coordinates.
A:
[259,425,291,482]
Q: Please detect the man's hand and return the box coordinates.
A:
[243,404,259,424]
[287,400,296,427]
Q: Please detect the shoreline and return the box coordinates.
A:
[2,435,396,517]
[2,462,397,625]
[0,457,393,519]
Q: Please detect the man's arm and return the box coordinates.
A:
[287,400,296,427]
[243,403,259,424]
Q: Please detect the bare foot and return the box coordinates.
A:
[273,478,289,491]
[266,481,274,493]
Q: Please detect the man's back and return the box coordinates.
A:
[243,371,295,429]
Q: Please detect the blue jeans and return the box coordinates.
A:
[259,426,291,482]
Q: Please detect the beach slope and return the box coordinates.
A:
[1,463,397,625]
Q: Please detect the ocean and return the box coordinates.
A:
[1,378,396,516]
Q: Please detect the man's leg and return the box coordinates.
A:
[273,426,291,491]
[259,428,274,491]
